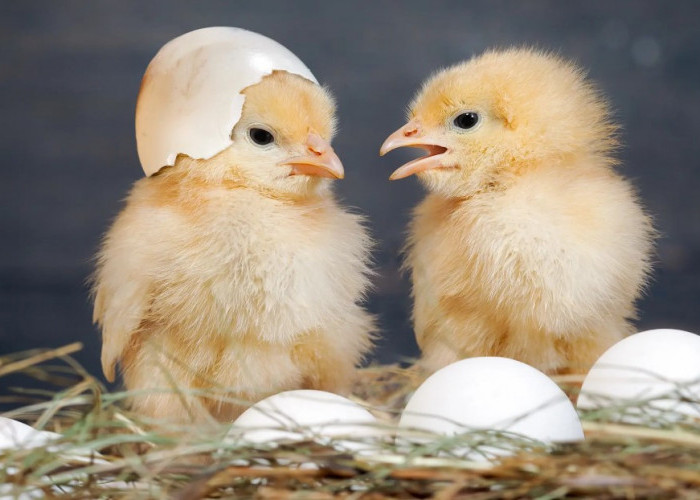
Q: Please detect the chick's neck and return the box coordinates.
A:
[157,154,332,204]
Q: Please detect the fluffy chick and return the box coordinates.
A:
[93,71,374,422]
[380,48,654,375]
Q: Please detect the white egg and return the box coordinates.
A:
[136,26,318,176]
[0,416,62,451]
[577,329,700,423]
[0,416,109,465]
[228,390,384,453]
[398,357,583,459]
[0,418,114,499]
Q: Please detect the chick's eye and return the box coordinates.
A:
[453,112,479,130]
[249,128,275,146]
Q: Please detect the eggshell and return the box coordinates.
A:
[398,357,583,458]
[136,26,317,176]
[577,329,700,422]
[0,416,62,451]
[228,390,384,453]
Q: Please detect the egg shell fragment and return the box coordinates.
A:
[136,26,318,176]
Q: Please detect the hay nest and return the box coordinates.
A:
[1,343,699,499]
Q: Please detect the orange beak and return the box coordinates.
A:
[379,120,448,180]
[281,132,345,179]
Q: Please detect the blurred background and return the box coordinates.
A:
[1,1,699,386]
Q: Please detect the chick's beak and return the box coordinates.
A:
[282,133,344,179]
[380,120,448,180]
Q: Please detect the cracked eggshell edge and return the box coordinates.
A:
[135,27,318,176]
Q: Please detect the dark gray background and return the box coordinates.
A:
[2,1,699,385]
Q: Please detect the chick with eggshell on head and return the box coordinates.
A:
[136,26,343,186]
[93,27,375,423]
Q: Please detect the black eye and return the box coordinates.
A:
[453,112,479,130]
[249,127,274,146]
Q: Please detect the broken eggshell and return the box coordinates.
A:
[136,26,318,176]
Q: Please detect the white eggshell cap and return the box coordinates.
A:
[136,27,318,176]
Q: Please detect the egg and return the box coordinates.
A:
[0,417,61,451]
[136,26,317,176]
[0,416,108,467]
[0,418,115,498]
[577,329,700,423]
[227,390,384,453]
[398,357,583,459]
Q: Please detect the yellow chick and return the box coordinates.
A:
[380,48,654,375]
[93,71,374,422]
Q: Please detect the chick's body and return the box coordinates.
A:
[94,72,374,422]
[409,162,649,374]
[382,49,653,375]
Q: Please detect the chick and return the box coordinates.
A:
[93,71,374,422]
[380,48,654,375]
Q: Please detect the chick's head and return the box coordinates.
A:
[176,70,342,198]
[381,48,618,198]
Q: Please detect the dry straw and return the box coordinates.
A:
[1,344,699,498]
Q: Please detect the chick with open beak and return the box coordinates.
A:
[379,48,653,376]
[380,120,449,180]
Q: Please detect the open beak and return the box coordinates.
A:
[379,120,449,180]
[281,132,344,179]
